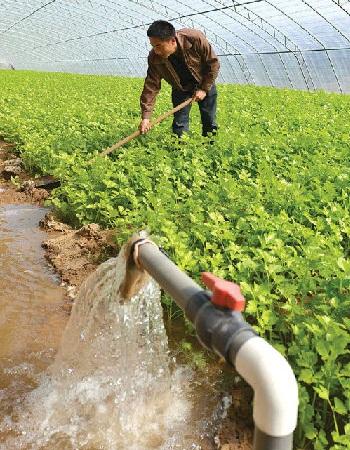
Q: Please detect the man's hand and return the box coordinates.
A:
[139,119,151,134]
[192,89,207,102]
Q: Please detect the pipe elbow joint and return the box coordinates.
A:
[235,337,298,438]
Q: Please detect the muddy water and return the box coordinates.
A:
[0,204,67,441]
[0,204,231,450]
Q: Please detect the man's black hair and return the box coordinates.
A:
[147,21,175,40]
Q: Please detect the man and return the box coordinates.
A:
[139,20,220,138]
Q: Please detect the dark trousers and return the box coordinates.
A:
[171,84,218,137]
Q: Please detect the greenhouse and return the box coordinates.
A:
[1,0,350,92]
[0,1,349,450]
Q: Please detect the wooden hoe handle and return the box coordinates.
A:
[100,97,193,157]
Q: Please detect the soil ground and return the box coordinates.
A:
[0,141,50,205]
[0,140,253,450]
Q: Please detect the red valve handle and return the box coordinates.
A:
[201,272,246,312]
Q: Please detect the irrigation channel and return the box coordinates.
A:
[0,202,237,450]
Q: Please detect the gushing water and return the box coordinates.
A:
[1,247,199,450]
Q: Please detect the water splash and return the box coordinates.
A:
[1,248,200,450]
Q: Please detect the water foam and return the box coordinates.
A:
[1,249,199,449]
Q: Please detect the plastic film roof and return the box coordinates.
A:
[1,0,350,92]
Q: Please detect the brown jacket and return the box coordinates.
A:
[140,28,220,119]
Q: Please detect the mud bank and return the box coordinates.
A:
[0,141,49,205]
[41,216,118,301]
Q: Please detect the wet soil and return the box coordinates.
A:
[0,140,253,450]
[0,142,50,205]
[218,385,253,450]
[40,217,119,304]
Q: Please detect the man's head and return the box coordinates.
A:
[147,20,177,58]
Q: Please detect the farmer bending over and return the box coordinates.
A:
[139,20,220,138]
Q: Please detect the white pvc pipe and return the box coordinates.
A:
[235,336,298,437]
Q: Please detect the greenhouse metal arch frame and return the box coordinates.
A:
[1,0,350,93]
